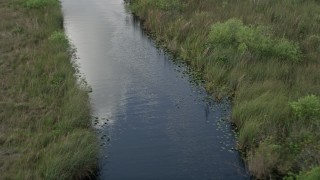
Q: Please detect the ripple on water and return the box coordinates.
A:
[62,0,250,179]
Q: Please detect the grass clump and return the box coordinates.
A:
[130,0,185,12]
[208,19,301,62]
[297,167,320,180]
[129,0,320,178]
[49,31,69,50]
[24,0,57,9]
[153,0,184,11]
[40,131,97,179]
[290,95,320,120]
[1,0,97,178]
[49,31,68,45]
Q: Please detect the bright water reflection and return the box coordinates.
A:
[62,0,250,179]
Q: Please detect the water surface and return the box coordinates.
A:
[62,0,249,179]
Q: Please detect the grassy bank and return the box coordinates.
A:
[129,0,320,178]
[0,0,97,178]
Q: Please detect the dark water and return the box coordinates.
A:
[62,0,250,179]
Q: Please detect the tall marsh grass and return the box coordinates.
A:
[129,0,320,178]
[1,0,97,178]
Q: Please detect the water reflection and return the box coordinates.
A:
[62,0,250,179]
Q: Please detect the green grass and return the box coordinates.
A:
[129,0,320,178]
[208,19,301,62]
[297,167,320,180]
[0,0,97,178]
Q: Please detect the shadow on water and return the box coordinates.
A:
[62,0,251,179]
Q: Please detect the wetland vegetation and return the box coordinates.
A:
[0,0,97,178]
[129,0,320,178]
[2,0,320,178]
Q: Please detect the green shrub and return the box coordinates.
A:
[273,39,301,62]
[49,31,69,47]
[290,95,320,120]
[208,19,243,47]
[297,167,320,180]
[208,18,301,62]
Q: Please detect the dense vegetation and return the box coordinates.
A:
[0,0,97,178]
[129,0,320,178]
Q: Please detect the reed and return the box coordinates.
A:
[1,0,97,178]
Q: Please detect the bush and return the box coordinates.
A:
[290,95,320,120]
[273,39,301,62]
[208,19,243,47]
[208,18,301,62]
[49,31,69,47]
[297,167,320,180]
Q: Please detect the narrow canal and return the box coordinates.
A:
[62,0,250,179]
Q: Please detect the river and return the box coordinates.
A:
[62,0,250,179]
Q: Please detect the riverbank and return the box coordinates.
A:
[129,0,320,178]
[0,0,97,178]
